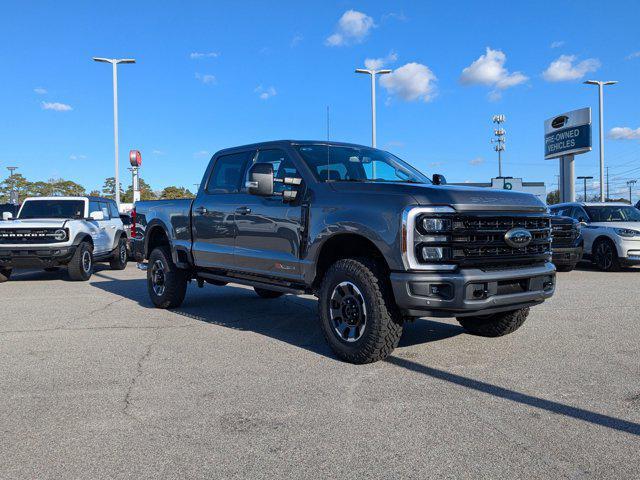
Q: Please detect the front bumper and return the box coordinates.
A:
[616,238,640,265]
[0,246,76,268]
[390,262,556,318]
[552,242,583,266]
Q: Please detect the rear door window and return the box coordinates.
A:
[109,202,119,219]
[206,152,253,194]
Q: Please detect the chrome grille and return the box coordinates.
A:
[0,228,67,244]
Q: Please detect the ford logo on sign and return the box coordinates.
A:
[551,115,569,129]
[504,228,532,248]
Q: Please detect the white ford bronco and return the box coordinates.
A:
[0,196,128,282]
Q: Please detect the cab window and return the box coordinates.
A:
[206,152,253,194]
[247,149,299,194]
[108,202,119,218]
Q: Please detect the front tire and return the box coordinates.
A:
[254,287,284,299]
[0,268,11,283]
[109,236,128,270]
[318,258,403,364]
[147,246,188,309]
[457,308,529,337]
[67,242,93,281]
[592,239,620,272]
[555,264,576,272]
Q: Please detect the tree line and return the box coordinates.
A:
[0,173,195,204]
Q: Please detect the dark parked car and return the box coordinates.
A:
[550,216,583,272]
[132,140,555,363]
[1,203,20,220]
[120,213,133,257]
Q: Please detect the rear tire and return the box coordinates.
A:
[109,236,128,270]
[592,239,620,272]
[254,287,284,299]
[67,242,93,281]
[318,258,403,364]
[555,264,576,272]
[147,246,188,309]
[457,308,529,337]
[0,268,11,283]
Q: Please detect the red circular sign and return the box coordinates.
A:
[129,150,142,167]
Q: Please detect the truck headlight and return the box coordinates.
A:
[53,229,67,241]
[421,246,451,261]
[615,228,640,238]
[420,217,451,233]
[402,206,456,271]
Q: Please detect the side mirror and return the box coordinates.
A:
[246,163,274,196]
[2,212,13,221]
[578,217,587,224]
[89,211,105,221]
[432,173,447,185]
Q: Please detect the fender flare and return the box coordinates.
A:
[143,219,173,258]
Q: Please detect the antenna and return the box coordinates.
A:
[326,105,330,181]
[491,114,506,177]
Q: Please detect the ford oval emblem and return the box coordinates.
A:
[551,115,569,129]
[504,228,532,248]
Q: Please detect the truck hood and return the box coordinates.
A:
[328,182,546,213]
[0,218,69,228]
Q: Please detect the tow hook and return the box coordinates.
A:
[136,262,148,271]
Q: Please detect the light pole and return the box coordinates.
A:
[6,167,18,204]
[577,175,593,201]
[355,68,391,148]
[584,80,617,202]
[627,180,637,204]
[93,57,136,208]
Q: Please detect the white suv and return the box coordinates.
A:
[549,202,640,271]
[0,196,128,282]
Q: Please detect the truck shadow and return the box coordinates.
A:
[90,273,462,357]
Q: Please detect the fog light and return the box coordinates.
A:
[422,246,444,260]
[422,218,449,232]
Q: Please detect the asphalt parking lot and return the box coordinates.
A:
[1,264,639,479]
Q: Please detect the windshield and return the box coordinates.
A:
[295,144,431,184]
[584,205,640,222]
[18,200,85,219]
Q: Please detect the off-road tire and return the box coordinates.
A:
[318,258,403,364]
[147,246,188,309]
[109,236,128,270]
[0,268,11,282]
[457,308,530,337]
[254,287,284,299]
[67,242,93,281]
[592,238,621,272]
[555,264,576,272]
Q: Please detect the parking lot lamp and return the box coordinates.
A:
[355,68,391,149]
[584,80,617,202]
[92,57,136,208]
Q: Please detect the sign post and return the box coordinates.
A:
[544,108,592,203]
[129,150,142,203]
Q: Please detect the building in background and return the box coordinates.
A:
[451,177,547,203]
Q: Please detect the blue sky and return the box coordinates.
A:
[1,0,639,200]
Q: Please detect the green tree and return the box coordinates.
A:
[89,190,101,197]
[546,190,560,205]
[122,178,156,202]
[0,173,30,203]
[102,177,124,200]
[48,178,85,196]
[159,186,195,199]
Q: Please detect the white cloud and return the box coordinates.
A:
[255,85,277,100]
[193,150,210,158]
[290,33,303,47]
[152,149,166,155]
[325,10,375,47]
[195,73,216,85]
[626,51,640,60]
[542,55,600,82]
[69,154,86,160]
[460,48,528,97]
[190,51,219,59]
[382,11,408,22]
[34,87,47,95]
[41,101,72,111]
[550,41,565,49]
[429,162,443,168]
[364,51,398,70]
[379,62,437,102]
[469,157,484,166]
[609,127,640,140]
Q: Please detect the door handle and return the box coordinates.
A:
[110,225,116,229]
[236,206,251,215]
[194,206,208,215]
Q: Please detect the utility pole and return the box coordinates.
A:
[6,167,18,204]
[606,166,610,201]
[355,67,392,148]
[577,176,593,202]
[627,180,637,204]
[93,57,136,209]
[584,80,618,202]
[491,115,506,177]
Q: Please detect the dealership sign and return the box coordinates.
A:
[544,107,592,159]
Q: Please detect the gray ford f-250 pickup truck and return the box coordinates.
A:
[132,140,555,363]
